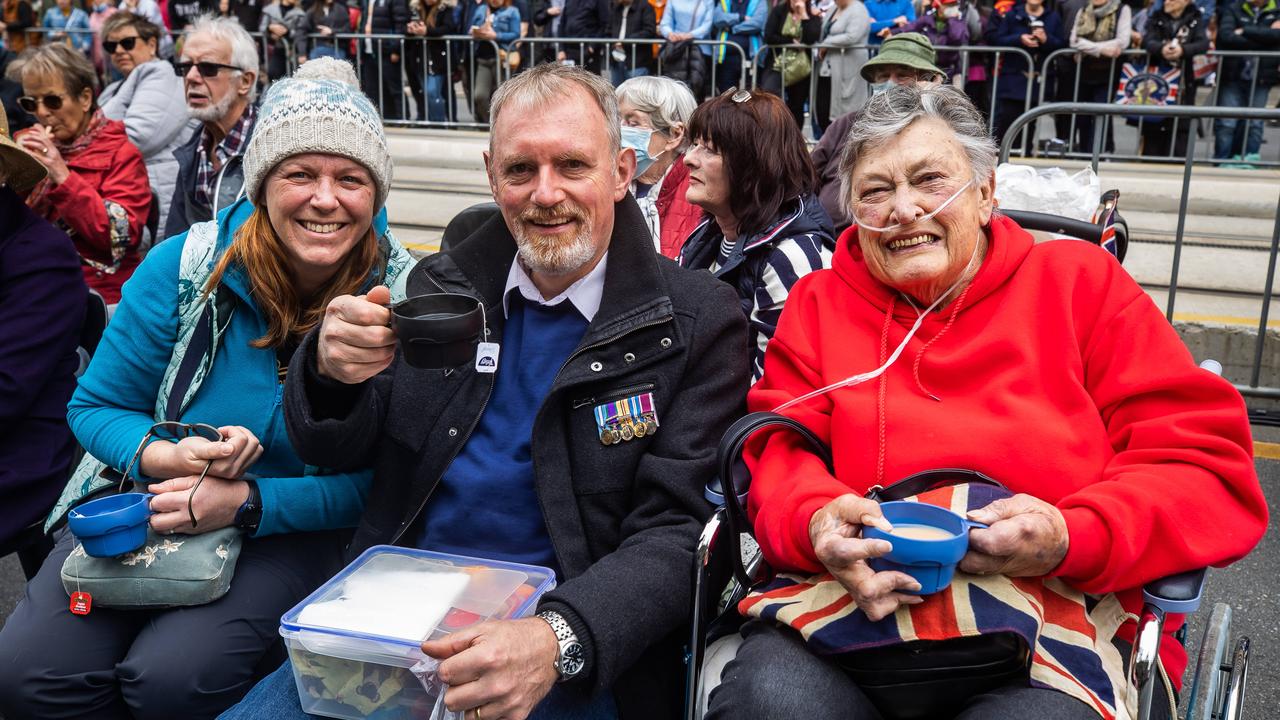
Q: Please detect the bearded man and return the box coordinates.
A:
[270,62,750,720]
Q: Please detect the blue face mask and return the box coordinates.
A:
[620,124,664,178]
[871,81,896,96]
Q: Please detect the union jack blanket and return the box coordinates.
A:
[738,483,1136,720]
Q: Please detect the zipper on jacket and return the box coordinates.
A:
[555,314,674,390]
[571,382,656,410]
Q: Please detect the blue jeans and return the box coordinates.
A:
[425,72,450,122]
[1214,76,1273,158]
[218,660,618,720]
[608,64,649,88]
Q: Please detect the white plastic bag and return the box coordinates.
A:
[994,163,1100,222]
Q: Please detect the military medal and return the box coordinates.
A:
[593,391,661,445]
[594,402,621,445]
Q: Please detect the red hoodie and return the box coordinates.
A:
[746,214,1266,685]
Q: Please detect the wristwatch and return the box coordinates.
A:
[537,610,586,682]
[233,480,263,533]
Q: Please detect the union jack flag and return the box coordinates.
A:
[739,484,1135,720]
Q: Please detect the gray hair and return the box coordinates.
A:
[838,84,997,221]
[615,75,696,152]
[489,62,621,156]
[186,14,260,96]
[17,43,99,102]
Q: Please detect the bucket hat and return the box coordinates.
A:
[0,112,47,193]
[861,33,945,82]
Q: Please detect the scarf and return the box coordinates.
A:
[1074,0,1121,42]
[25,109,109,214]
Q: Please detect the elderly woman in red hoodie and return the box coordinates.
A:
[707,83,1266,720]
[14,42,150,307]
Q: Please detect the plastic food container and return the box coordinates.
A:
[279,546,557,720]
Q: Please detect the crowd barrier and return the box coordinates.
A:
[1033,48,1280,168]
[1001,101,1280,403]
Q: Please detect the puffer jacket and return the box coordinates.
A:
[1217,0,1280,86]
[99,59,198,240]
[678,192,835,380]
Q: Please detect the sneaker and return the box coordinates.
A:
[1221,154,1256,169]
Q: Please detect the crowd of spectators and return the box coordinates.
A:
[1,0,1277,162]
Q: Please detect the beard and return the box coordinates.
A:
[512,202,600,277]
[187,87,238,123]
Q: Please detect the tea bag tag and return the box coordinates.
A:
[69,591,92,616]
[475,342,500,374]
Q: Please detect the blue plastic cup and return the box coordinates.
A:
[862,501,986,595]
[67,492,153,557]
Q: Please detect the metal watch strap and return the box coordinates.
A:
[538,610,585,682]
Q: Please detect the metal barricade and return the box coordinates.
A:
[1000,102,1280,403]
[750,43,1034,135]
[1032,48,1280,167]
[511,36,751,94]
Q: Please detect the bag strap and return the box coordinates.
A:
[711,411,834,587]
[163,287,237,421]
[864,468,1004,503]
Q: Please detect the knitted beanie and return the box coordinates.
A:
[242,57,393,210]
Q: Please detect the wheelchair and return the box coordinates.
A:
[683,207,1250,720]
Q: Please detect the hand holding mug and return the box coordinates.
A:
[317,285,396,384]
[810,494,925,621]
[959,493,1069,577]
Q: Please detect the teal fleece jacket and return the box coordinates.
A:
[67,200,377,536]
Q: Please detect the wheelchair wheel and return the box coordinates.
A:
[1184,602,1249,720]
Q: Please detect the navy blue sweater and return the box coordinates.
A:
[417,296,589,574]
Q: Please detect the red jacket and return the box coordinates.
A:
[38,119,150,304]
[746,215,1266,686]
[654,156,701,260]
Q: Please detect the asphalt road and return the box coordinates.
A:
[2,459,1277,718]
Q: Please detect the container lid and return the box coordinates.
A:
[280,546,556,664]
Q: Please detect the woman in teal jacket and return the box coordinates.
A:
[0,58,413,720]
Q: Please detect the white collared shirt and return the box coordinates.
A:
[502,252,609,322]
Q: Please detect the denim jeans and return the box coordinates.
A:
[1214,76,1273,158]
[425,72,450,122]
[609,64,650,89]
[218,660,619,720]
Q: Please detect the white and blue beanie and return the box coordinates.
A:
[242,57,393,210]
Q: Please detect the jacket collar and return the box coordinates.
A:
[832,212,1034,317]
[412,195,675,347]
[683,192,834,276]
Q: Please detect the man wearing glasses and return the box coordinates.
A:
[163,14,260,241]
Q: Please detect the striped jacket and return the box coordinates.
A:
[678,192,835,381]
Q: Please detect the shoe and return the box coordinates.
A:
[1221,154,1256,170]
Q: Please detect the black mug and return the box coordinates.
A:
[390,293,484,369]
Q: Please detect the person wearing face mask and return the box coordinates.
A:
[13,41,151,306]
[810,31,943,231]
[679,89,835,382]
[617,75,700,258]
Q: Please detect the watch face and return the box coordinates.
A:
[561,642,586,676]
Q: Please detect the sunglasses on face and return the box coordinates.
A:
[103,35,141,53]
[120,421,225,528]
[173,60,242,78]
[17,93,69,113]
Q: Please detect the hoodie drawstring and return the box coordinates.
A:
[875,296,896,489]
[910,282,974,403]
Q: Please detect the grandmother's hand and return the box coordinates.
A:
[147,475,250,533]
[17,126,70,184]
[959,493,1069,577]
[317,285,396,384]
[139,425,263,480]
[810,494,925,621]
